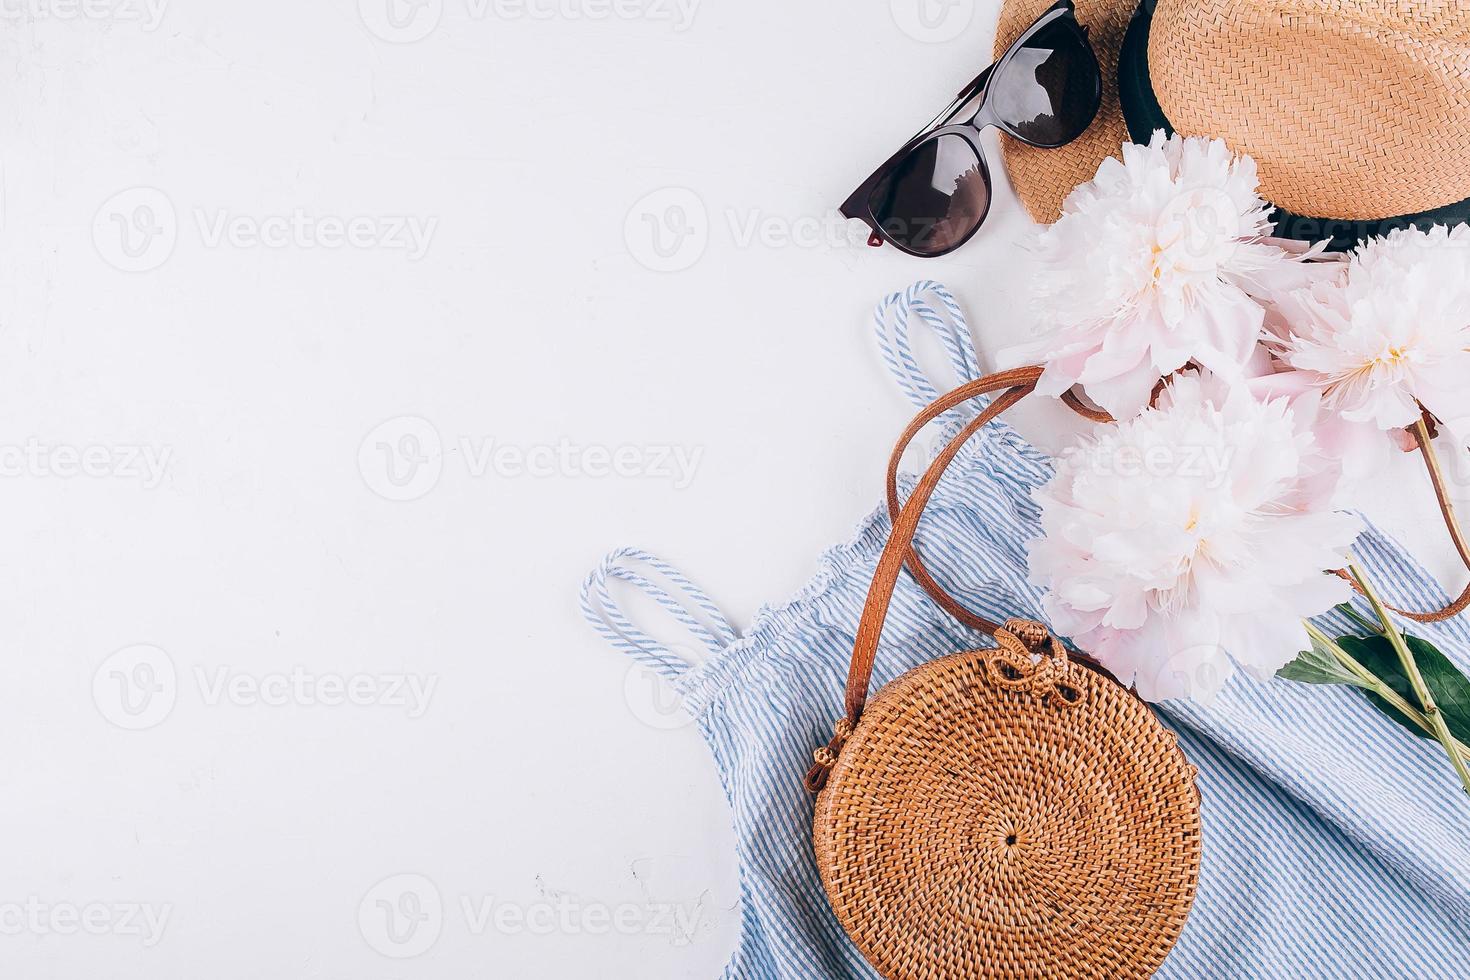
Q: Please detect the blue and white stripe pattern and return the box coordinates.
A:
[581,282,1470,978]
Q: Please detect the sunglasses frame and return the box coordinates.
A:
[840,0,1100,258]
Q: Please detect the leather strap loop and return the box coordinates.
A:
[805,368,1042,792]
[842,367,1045,726]
[885,382,1034,634]
[1336,568,1470,623]
[883,379,1112,633]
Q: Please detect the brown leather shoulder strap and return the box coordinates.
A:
[802,368,1041,792]
[841,367,1043,724]
[1338,569,1470,623]
[886,382,1112,633]
[881,382,1033,634]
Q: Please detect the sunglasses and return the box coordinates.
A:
[841,0,1102,257]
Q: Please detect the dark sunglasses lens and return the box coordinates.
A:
[989,18,1100,146]
[868,135,989,256]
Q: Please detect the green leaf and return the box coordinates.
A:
[1277,631,1369,688]
[1338,634,1470,745]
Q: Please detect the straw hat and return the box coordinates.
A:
[995,0,1470,241]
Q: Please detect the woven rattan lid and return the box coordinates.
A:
[813,643,1201,979]
[995,0,1470,225]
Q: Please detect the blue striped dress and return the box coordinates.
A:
[582,282,1470,978]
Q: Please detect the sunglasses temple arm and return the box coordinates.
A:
[920,62,996,134]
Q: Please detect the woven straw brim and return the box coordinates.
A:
[1149,0,1470,220]
[814,648,1201,979]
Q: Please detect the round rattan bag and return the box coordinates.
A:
[804,369,1202,980]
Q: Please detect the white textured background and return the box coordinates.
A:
[0,0,1458,976]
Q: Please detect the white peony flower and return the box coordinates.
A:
[1001,131,1335,419]
[1275,224,1470,445]
[1028,372,1362,703]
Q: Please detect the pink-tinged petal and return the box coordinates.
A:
[1075,323,1151,385]
[1131,614,1234,704]
[1187,295,1265,379]
[1082,360,1162,419]
[1340,384,1419,430]
[1245,367,1315,399]
[1218,610,1311,681]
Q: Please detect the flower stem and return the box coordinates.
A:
[1348,560,1470,796]
[1304,621,1470,765]
[1412,416,1470,573]
[1334,602,1383,636]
